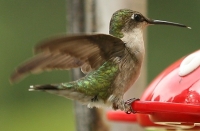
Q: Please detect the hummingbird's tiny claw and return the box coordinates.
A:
[125,98,140,114]
[125,109,132,114]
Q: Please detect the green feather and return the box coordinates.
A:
[109,9,134,38]
[60,61,119,100]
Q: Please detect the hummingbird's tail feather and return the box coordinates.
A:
[28,83,112,109]
[29,83,93,104]
[29,84,59,91]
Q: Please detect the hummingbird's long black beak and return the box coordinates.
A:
[146,19,191,29]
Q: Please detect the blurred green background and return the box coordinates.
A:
[0,1,74,131]
[0,1,200,131]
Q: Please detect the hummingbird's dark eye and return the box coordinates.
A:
[132,14,144,22]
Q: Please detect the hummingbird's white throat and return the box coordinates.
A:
[122,28,144,49]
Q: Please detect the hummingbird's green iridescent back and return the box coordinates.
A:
[60,61,119,101]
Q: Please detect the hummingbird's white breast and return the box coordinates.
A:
[111,28,145,96]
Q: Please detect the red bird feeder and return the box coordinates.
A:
[107,50,200,130]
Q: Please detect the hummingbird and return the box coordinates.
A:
[10,9,190,113]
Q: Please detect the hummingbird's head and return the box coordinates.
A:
[109,9,191,38]
[109,9,141,38]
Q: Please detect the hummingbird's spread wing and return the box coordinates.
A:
[10,34,125,83]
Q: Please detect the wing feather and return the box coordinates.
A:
[10,34,125,82]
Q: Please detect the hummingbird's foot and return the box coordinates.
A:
[124,98,140,114]
[91,95,98,102]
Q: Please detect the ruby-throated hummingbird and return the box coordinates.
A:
[10,9,190,113]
